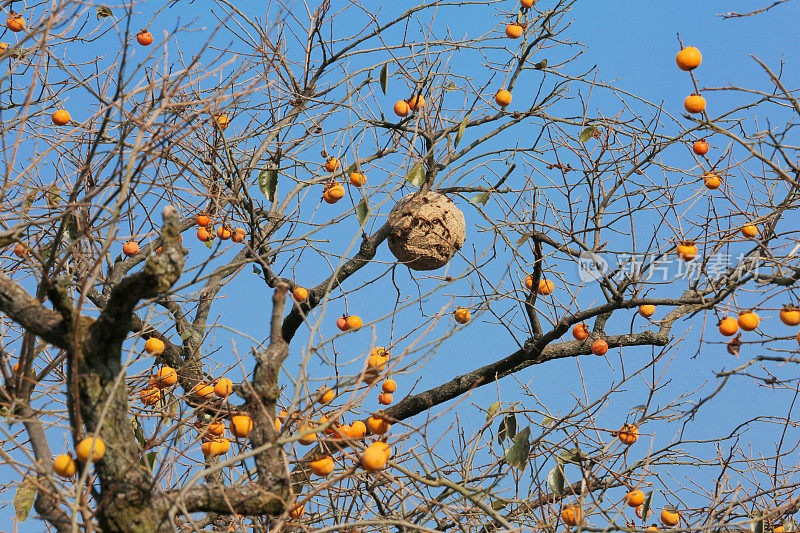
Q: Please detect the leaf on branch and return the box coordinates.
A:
[444,81,457,92]
[534,59,548,70]
[204,239,213,249]
[454,113,470,149]
[96,6,113,19]
[579,126,597,143]
[491,499,508,510]
[258,168,278,201]
[640,490,654,522]
[542,415,554,426]
[516,232,531,246]
[66,214,79,242]
[547,465,566,496]
[505,426,531,469]
[727,333,743,356]
[356,198,369,225]
[556,447,586,464]
[498,412,517,444]
[180,329,192,342]
[406,162,425,187]
[252,265,262,275]
[630,404,647,414]
[14,476,36,522]
[486,401,501,421]
[380,64,388,95]
[39,241,54,261]
[470,191,491,205]
[46,183,60,207]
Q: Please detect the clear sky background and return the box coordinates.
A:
[3,0,800,529]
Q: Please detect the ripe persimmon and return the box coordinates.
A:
[153,366,177,387]
[139,387,161,405]
[660,509,680,527]
[378,392,393,405]
[196,214,211,227]
[13,243,28,258]
[201,438,230,457]
[6,13,25,32]
[76,436,105,463]
[626,489,645,507]
[206,422,225,437]
[718,317,738,336]
[231,228,246,243]
[336,316,349,331]
[676,242,697,261]
[350,420,367,439]
[52,109,71,126]
[573,323,589,341]
[192,382,215,399]
[318,388,335,404]
[213,114,230,131]
[290,504,305,518]
[346,315,363,330]
[675,46,701,71]
[382,379,397,393]
[408,94,425,111]
[779,306,800,327]
[454,307,471,324]
[393,100,410,117]
[591,338,608,356]
[297,425,317,445]
[741,225,758,238]
[230,415,253,438]
[495,90,512,107]
[144,338,165,356]
[693,140,709,155]
[293,286,308,301]
[123,241,139,257]
[505,23,523,39]
[323,182,345,204]
[618,424,638,445]
[53,454,77,477]
[561,506,581,526]
[214,378,233,398]
[537,279,554,296]
[703,172,721,190]
[684,94,706,114]
[639,305,655,318]
[361,444,387,471]
[524,274,534,290]
[367,415,390,435]
[350,172,366,187]
[324,157,340,172]
[738,311,760,331]
[521,0,534,7]
[309,456,334,476]
[136,30,154,46]
[197,227,211,242]
[216,226,232,240]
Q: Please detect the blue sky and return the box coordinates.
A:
[3,0,800,529]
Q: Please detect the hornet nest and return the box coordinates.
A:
[387,191,466,271]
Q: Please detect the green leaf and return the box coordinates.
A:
[180,329,192,342]
[445,81,457,92]
[406,162,425,187]
[486,401,501,421]
[470,191,490,205]
[65,214,79,242]
[454,113,470,149]
[542,415,554,426]
[547,465,565,496]
[498,412,517,444]
[491,499,508,511]
[630,404,647,413]
[534,59,548,70]
[204,239,213,249]
[46,183,60,207]
[356,198,369,225]
[640,490,654,522]
[14,476,36,522]
[505,426,531,469]
[579,126,597,142]
[380,64,388,95]
[96,6,113,19]
[39,241,54,261]
[345,162,357,176]
[258,168,278,201]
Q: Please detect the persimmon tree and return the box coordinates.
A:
[1,0,800,532]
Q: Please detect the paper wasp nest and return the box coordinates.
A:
[387,192,466,271]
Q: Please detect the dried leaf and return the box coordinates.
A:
[406,162,425,187]
[727,333,743,356]
[640,490,654,522]
[96,6,113,19]
[454,113,470,149]
[498,412,517,444]
[14,476,36,522]
[505,426,531,469]
[46,184,60,207]
[534,59,548,70]
[579,126,597,142]
[491,499,508,510]
[557,447,586,464]
[630,404,647,413]
[380,64,388,95]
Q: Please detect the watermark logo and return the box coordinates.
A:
[577,251,609,281]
